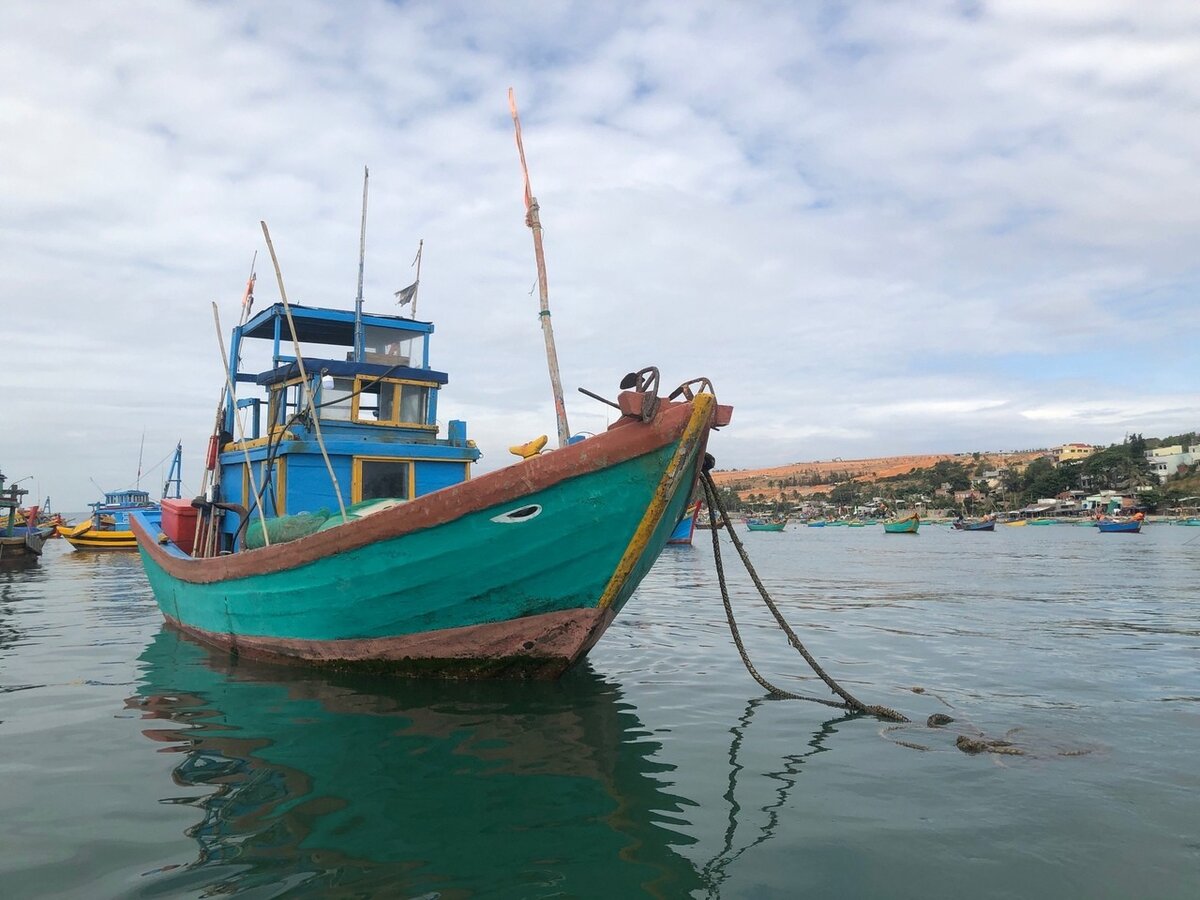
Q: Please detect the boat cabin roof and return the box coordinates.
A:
[241,303,432,344]
[100,490,152,506]
[256,358,449,387]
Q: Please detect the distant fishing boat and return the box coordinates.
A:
[1099,518,1142,532]
[747,516,787,532]
[952,517,996,532]
[1004,519,1027,527]
[847,520,865,528]
[61,444,183,550]
[805,519,825,528]
[883,514,920,534]
[1179,517,1200,526]
[1028,517,1057,526]
[0,472,52,559]
[667,499,701,545]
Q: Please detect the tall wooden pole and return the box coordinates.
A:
[409,239,423,319]
[354,166,369,362]
[508,88,571,449]
[261,220,349,522]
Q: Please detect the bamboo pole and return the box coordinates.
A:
[508,88,572,449]
[354,166,369,362]
[409,239,423,319]
[260,220,349,522]
[213,303,272,546]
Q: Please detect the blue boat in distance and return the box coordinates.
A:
[1097,518,1141,533]
[667,500,700,545]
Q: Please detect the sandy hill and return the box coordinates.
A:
[711,451,1045,498]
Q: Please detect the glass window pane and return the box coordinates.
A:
[400,385,427,424]
[360,460,408,501]
[320,376,355,421]
[363,326,414,365]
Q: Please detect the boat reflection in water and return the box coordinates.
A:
[128,628,702,897]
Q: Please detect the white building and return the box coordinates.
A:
[1145,444,1200,483]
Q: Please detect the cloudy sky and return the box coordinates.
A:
[3,0,1198,510]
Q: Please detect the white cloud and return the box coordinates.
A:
[1,0,1198,509]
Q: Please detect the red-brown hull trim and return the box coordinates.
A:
[164,605,619,680]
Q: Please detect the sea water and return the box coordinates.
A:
[1,523,1197,898]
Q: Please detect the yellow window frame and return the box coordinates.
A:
[350,377,438,430]
[352,456,416,504]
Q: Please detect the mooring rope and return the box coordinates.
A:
[700,471,908,722]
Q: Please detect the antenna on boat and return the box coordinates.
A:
[260,220,349,522]
[354,165,369,363]
[508,87,572,449]
[135,429,146,490]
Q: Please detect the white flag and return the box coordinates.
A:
[394,280,418,306]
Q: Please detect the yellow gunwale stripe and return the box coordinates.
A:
[596,394,715,610]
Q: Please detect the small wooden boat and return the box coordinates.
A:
[847,520,865,528]
[747,517,787,532]
[805,519,825,528]
[883,514,920,534]
[63,447,183,551]
[667,499,701,545]
[1003,519,1027,527]
[952,517,996,532]
[1097,518,1142,533]
[1180,517,1200,526]
[0,474,52,559]
[1028,517,1058,526]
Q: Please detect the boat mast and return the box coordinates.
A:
[508,88,571,449]
[261,220,349,522]
[354,166,369,363]
[135,430,145,490]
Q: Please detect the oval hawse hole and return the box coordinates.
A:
[491,504,543,524]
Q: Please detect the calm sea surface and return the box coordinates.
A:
[2,523,1198,898]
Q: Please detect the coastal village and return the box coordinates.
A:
[710,435,1200,523]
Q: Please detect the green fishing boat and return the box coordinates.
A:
[134,148,731,681]
[882,514,920,534]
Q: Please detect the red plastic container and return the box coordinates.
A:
[160,498,198,556]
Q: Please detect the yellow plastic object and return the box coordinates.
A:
[508,434,548,459]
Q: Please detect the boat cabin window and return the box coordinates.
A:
[269,381,306,429]
[355,458,411,502]
[354,378,397,423]
[341,378,432,426]
[399,383,429,424]
[363,326,416,366]
[319,376,356,421]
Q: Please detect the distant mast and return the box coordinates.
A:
[354,166,369,362]
[508,88,571,449]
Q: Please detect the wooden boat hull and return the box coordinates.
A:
[59,521,138,550]
[1097,520,1141,533]
[953,521,995,531]
[746,522,786,532]
[883,518,920,534]
[0,527,52,558]
[133,395,716,678]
